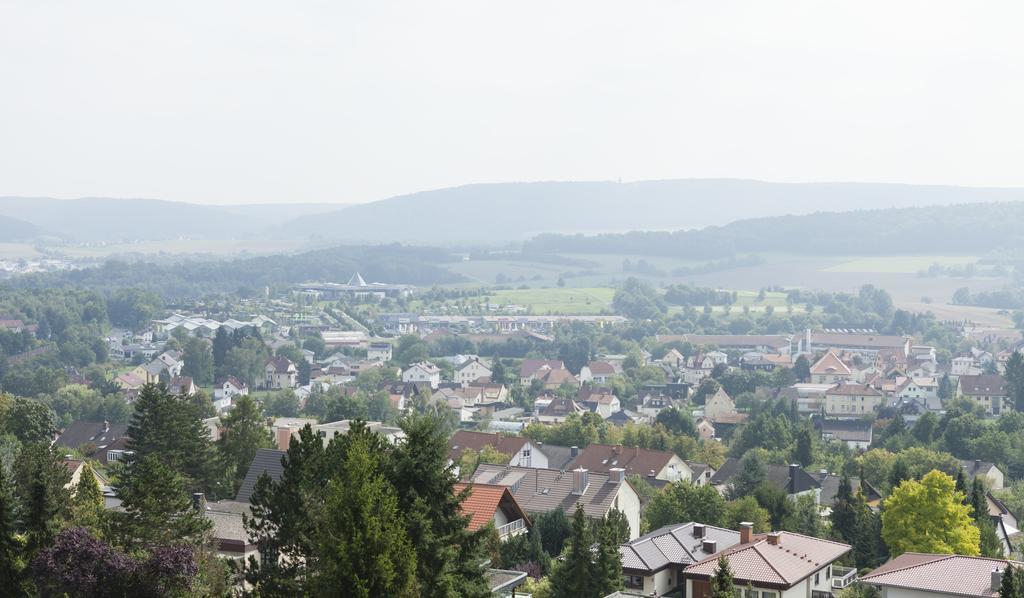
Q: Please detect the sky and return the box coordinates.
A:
[2,1,1023,205]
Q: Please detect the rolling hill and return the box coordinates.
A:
[279,179,1024,243]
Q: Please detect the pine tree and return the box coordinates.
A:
[794,426,814,467]
[309,432,416,597]
[0,463,25,591]
[1000,564,1019,598]
[15,443,70,556]
[110,454,211,552]
[217,394,274,491]
[594,515,624,595]
[127,383,222,496]
[490,355,506,385]
[389,413,490,598]
[550,506,596,598]
[831,475,857,543]
[69,462,105,536]
[710,555,735,598]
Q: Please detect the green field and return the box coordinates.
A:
[482,287,616,314]
[824,255,978,273]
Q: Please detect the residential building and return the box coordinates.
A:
[264,356,298,390]
[535,396,585,423]
[824,382,884,416]
[366,342,392,362]
[712,461,821,502]
[569,444,693,483]
[809,472,882,511]
[519,359,566,384]
[448,430,548,470]
[958,374,1009,416]
[681,353,718,385]
[203,498,260,563]
[817,418,873,450]
[952,355,984,377]
[859,552,1024,597]
[580,360,621,385]
[659,348,685,369]
[453,482,531,541]
[961,459,1006,491]
[473,464,642,539]
[455,357,492,386]
[578,388,621,418]
[703,387,738,421]
[810,350,853,385]
[684,525,853,597]
[402,361,441,389]
[55,421,127,453]
[620,523,741,596]
[213,376,248,410]
[168,376,197,397]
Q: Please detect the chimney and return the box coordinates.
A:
[767,532,782,546]
[608,468,625,484]
[276,426,292,450]
[975,459,982,473]
[702,539,717,553]
[570,445,579,458]
[739,522,753,544]
[789,464,800,494]
[693,523,705,538]
[191,492,206,512]
[993,568,1003,591]
[572,468,589,496]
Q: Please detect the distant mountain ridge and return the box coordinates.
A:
[278,179,1024,243]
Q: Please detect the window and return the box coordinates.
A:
[815,571,820,584]
[624,575,643,589]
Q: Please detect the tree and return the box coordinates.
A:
[127,384,221,496]
[1000,564,1020,598]
[830,475,858,544]
[645,480,727,530]
[4,397,56,445]
[794,426,815,467]
[882,470,980,557]
[0,462,26,593]
[1006,352,1024,411]
[263,389,300,417]
[69,462,105,536]
[784,493,823,538]
[110,455,212,552]
[309,432,416,597]
[491,356,507,385]
[656,406,696,437]
[969,477,1005,558]
[297,359,311,386]
[593,513,624,596]
[753,483,792,530]
[181,337,214,386]
[223,338,270,389]
[217,394,274,491]
[534,509,572,557]
[730,451,768,498]
[15,443,70,556]
[912,411,940,444]
[793,355,811,383]
[725,497,770,533]
[710,555,735,598]
[549,506,597,598]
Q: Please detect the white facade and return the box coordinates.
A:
[402,361,441,389]
[455,359,492,386]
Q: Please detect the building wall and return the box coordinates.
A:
[825,393,882,416]
[614,483,643,539]
[509,442,549,469]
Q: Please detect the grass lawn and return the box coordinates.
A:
[483,287,616,314]
[824,255,978,273]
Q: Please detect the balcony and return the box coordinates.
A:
[498,518,527,539]
[832,566,857,589]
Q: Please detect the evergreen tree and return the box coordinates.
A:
[794,426,814,467]
[217,394,274,491]
[0,462,26,593]
[212,327,233,374]
[955,468,968,495]
[389,414,490,598]
[1000,564,1019,598]
[793,355,811,383]
[110,454,211,552]
[69,462,105,536]
[550,506,596,598]
[491,356,506,385]
[594,514,624,596]
[710,555,735,598]
[127,383,222,496]
[1005,352,1024,411]
[830,475,858,543]
[969,477,1005,558]
[534,509,572,557]
[888,458,911,490]
[309,431,416,597]
[15,443,70,556]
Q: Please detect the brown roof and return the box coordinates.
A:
[826,382,882,396]
[454,482,530,532]
[684,532,850,589]
[810,350,852,376]
[540,368,578,387]
[586,361,618,375]
[860,553,1024,597]
[569,444,677,478]
[449,431,527,463]
[520,359,565,378]
[265,356,295,374]
[539,397,585,417]
[958,374,1007,396]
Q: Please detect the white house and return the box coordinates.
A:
[455,358,492,386]
[213,376,249,411]
[860,553,1022,598]
[264,356,298,390]
[824,383,884,417]
[402,361,441,389]
[367,342,392,363]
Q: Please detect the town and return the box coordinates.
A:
[1,268,1023,598]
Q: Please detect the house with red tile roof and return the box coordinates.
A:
[580,360,621,385]
[454,482,531,541]
[620,522,741,596]
[859,552,1024,597]
[448,430,548,471]
[569,443,692,484]
[519,359,566,384]
[810,350,853,385]
[683,525,852,597]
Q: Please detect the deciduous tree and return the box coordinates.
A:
[882,470,979,557]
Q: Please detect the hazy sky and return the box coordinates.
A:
[2,1,1023,205]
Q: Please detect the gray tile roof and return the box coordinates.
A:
[473,464,631,521]
[620,522,741,574]
[711,459,820,495]
[536,444,577,470]
[235,449,286,503]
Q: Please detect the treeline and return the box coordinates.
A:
[525,202,1024,258]
[10,244,466,300]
